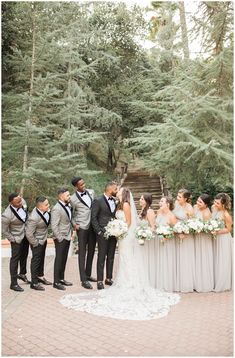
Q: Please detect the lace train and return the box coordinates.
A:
[60,286,180,321]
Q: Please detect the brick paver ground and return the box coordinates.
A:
[1,252,233,357]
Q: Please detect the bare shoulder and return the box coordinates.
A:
[224,210,232,221]
[123,202,131,210]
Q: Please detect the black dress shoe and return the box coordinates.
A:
[10,284,24,292]
[59,280,73,286]
[105,279,113,286]
[87,277,97,282]
[97,282,104,290]
[53,283,66,290]
[30,283,45,291]
[17,274,30,284]
[38,277,52,285]
[81,281,93,289]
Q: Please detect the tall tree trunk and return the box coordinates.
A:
[67,58,72,153]
[20,3,36,196]
[178,2,190,60]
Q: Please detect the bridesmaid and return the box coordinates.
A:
[156,196,177,292]
[212,193,233,292]
[139,193,156,287]
[173,188,195,293]
[193,194,214,292]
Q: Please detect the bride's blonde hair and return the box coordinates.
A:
[118,187,131,210]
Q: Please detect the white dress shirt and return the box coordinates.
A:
[11,205,27,222]
[37,209,50,224]
[77,191,91,208]
[59,200,72,220]
[104,194,116,213]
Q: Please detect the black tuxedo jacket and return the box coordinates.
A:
[91,195,116,235]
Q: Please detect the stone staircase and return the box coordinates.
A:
[122,170,163,212]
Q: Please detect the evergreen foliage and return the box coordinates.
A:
[2,1,233,208]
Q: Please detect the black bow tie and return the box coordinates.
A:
[108,197,114,201]
[65,203,69,207]
[80,192,86,197]
[43,212,48,215]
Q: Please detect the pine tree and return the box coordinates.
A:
[130,1,233,198]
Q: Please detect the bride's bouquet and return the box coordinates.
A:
[135,222,154,245]
[203,218,224,239]
[156,225,174,244]
[104,219,128,240]
[186,218,204,234]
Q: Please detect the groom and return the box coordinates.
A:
[91,181,118,290]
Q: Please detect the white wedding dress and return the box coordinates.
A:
[60,194,180,320]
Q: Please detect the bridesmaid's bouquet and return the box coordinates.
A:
[173,221,190,235]
[186,218,204,234]
[104,219,128,240]
[156,225,174,244]
[203,218,225,239]
[135,223,154,245]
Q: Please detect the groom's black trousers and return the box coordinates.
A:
[97,235,117,282]
[77,225,96,282]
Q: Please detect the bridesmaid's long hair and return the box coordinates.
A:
[215,193,231,211]
[178,188,192,204]
[118,187,131,210]
[140,193,152,219]
[162,196,174,211]
[199,194,211,207]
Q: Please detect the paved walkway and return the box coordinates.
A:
[1,252,233,357]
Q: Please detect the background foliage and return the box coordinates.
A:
[2,1,233,209]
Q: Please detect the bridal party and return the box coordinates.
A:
[2,177,233,294]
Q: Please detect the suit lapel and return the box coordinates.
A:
[75,191,90,208]
[58,201,71,221]
[103,195,113,214]
[36,209,50,227]
[10,206,27,223]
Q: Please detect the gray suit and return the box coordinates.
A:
[70,190,96,282]
[51,202,72,242]
[70,189,94,229]
[26,208,49,247]
[26,207,50,284]
[2,205,26,243]
[51,201,72,284]
[2,204,29,285]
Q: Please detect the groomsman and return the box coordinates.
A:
[51,188,73,290]
[70,177,97,289]
[26,196,52,291]
[91,182,118,290]
[2,193,30,291]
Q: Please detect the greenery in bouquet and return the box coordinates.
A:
[186,218,204,234]
[135,223,154,245]
[156,225,174,244]
[203,218,225,239]
[173,221,190,235]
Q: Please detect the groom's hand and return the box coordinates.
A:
[74,224,79,231]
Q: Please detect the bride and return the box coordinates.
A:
[60,187,180,320]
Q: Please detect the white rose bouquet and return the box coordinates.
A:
[104,219,128,240]
[135,223,154,245]
[156,225,174,244]
[186,218,204,234]
[203,218,225,239]
[173,221,190,234]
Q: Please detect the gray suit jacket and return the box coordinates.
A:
[51,202,72,242]
[70,189,95,230]
[2,205,27,243]
[25,207,50,247]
